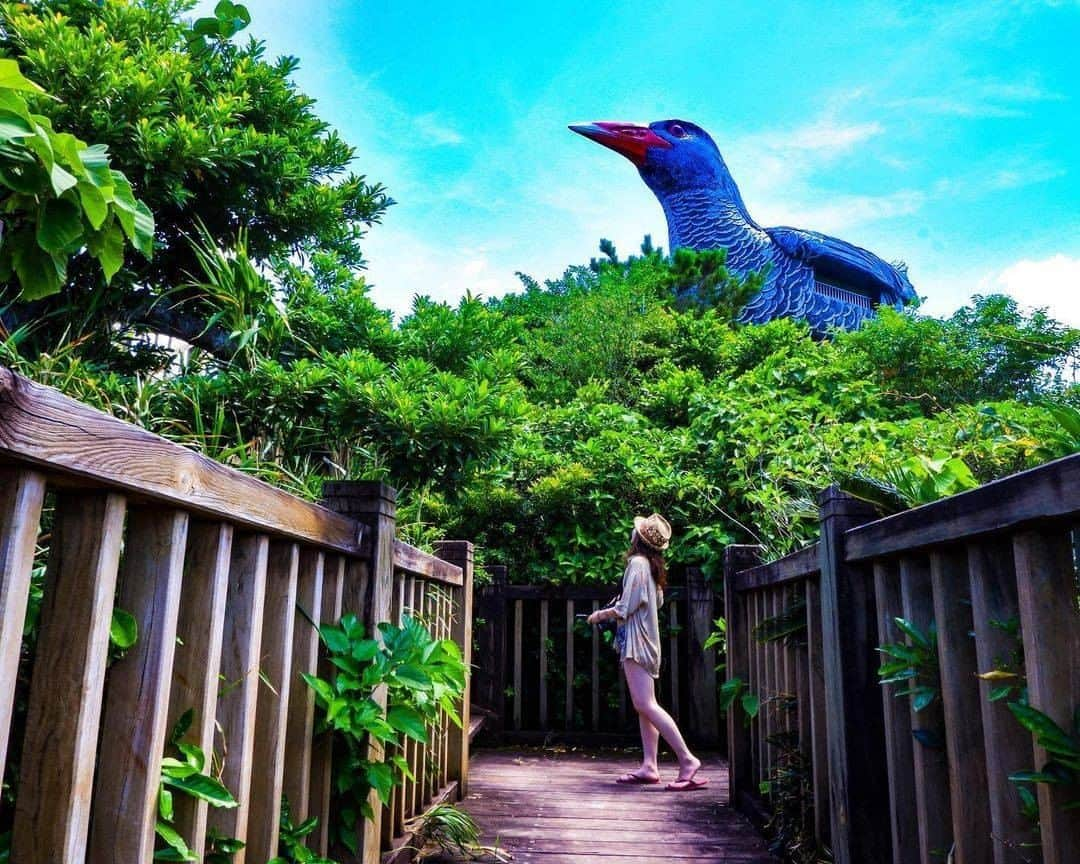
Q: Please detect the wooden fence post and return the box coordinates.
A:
[323,481,397,864]
[13,491,126,864]
[686,566,719,747]
[90,508,189,862]
[476,565,508,742]
[723,545,762,806]
[1013,526,1080,863]
[207,533,269,861]
[0,468,45,777]
[817,486,890,864]
[435,541,474,797]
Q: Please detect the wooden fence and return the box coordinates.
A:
[725,454,1080,864]
[0,366,475,864]
[472,565,722,745]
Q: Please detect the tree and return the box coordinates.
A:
[0,0,390,359]
[0,58,153,300]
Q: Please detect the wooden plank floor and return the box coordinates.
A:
[459,749,774,863]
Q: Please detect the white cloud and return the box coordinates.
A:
[768,190,927,235]
[716,112,918,235]
[760,120,883,154]
[979,254,1080,327]
[888,74,1063,119]
[411,113,465,147]
[361,224,514,321]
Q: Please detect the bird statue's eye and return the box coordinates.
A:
[669,124,689,139]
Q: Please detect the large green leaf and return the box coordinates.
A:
[89,220,126,283]
[302,673,335,706]
[11,235,65,300]
[78,179,109,229]
[0,111,34,143]
[176,742,206,773]
[365,762,394,804]
[387,705,428,742]
[154,821,195,861]
[892,618,924,648]
[393,663,432,690]
[320,623,350,655]
[0,91,32,122]
[1009,702,1080,759]
[351,639,380,662]
[0,150,48,193]
[110,171,154,256]
[78,143,113,189]
[162,771,237,808]
[36,197,84,253]
[0,58,45,94]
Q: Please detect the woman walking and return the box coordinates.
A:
[587,513,708,790]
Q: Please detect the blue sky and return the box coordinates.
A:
[202,1,1079,325]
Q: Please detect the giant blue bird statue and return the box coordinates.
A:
[570,119,916,332]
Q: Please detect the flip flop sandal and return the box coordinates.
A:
[665,774,710,791]
[616,772,660,785]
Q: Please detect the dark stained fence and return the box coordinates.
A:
[471,566,722,746]
[725,454,1080,864]
[0,367,474,864]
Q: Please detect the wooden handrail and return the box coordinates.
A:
[844,452,1079,562]
[0,372,478,864]
[725,464,1080,864]
[733,542,819,591]
[393,539,462,585]
[0,366,363,554]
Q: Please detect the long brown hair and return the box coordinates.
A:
[625,531,667,590]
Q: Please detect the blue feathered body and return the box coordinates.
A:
[570,118,916,332]
[661,188,914,333]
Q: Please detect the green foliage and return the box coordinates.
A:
[302,612,466,854]
[976,615,1026,703]
[269,797,336,864]
[155,709,239,861]
[718,675,760,722]
[752,598,808,644]
[1034,402,1080,460]
[0,58,152,299]
[837,296,1080,410]
[1007,702,1080,813]
[668,246,762,319]
[404,803,483,860]
[877,617,940,715]
[0,0,389,357]
[841,453,979,514]
[107,606,138,666]
[761,732,823,864]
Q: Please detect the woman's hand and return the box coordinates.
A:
[587,608,610,626]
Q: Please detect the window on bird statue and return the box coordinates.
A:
[812,279,874,310]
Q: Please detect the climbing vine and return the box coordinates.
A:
[302,611,467,855]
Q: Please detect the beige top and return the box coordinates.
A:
[613,555,664,678]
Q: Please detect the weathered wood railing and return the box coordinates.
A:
[380,539,473,863]
[725,453,1080,864]
[472,566,721,745]
[723,542,828,841]
[0,366,474,864]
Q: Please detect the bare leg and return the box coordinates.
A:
[639,713,660,776]
[625,658,660,778]
[623,658,701,781]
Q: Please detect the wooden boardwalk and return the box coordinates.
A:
[459,749,774,863]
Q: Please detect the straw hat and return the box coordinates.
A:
[633,513,672,551]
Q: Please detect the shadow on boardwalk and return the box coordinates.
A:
[456,749,775,863]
